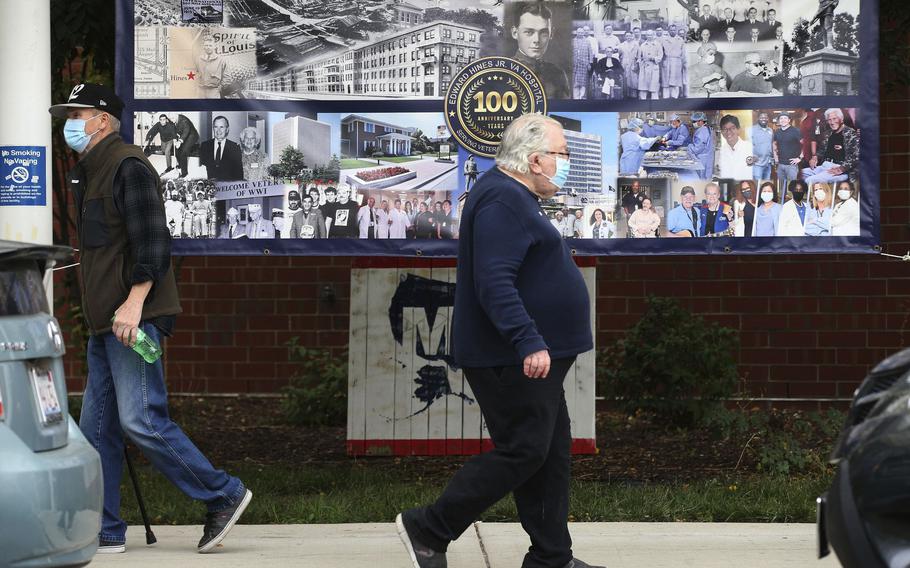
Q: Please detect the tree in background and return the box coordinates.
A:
[267,146,308,181]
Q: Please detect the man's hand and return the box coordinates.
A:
[809,156,819,168]
[789,157,801,165]
[112,281,152,348]
[826,165,845,175]
[112,298,143,347]
[523,350,551,379]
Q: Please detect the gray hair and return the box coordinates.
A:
[495,113,562,174]
[824,108,844,121]
[107,114,120,131]
[240,126,260,142]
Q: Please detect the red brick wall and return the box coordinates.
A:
[62,88,910,402]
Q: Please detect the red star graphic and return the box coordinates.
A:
[187,71,196,80]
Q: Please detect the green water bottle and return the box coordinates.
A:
[111,318,162,363]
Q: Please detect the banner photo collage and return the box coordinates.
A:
[120,0,879,256]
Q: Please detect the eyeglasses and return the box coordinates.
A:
[545,151,571,159]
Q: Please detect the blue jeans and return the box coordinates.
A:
[752,164,772,181]
[802,161,848,186]
[80,322,244,544]
[776,164,799,199]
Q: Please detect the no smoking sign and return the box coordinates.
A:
[0,146,46,206]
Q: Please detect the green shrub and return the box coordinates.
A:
[600,296,740,428]
[282,338,347,426]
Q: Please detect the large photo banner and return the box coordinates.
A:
[119,0,879,256]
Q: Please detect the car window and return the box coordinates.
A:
[0,261,48,316]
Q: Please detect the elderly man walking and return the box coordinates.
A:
[396,114,600,568]
[49,83,251,554]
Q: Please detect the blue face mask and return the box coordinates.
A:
[63,114,102,153]
[542,154,571,190]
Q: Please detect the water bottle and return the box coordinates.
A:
[133,328,163,364]
[111,317,162,363]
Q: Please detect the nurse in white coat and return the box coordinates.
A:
[831,180,860,236]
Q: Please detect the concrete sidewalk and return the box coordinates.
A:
[89,523,839,567]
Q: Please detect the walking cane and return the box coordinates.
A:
[124,444,157,545]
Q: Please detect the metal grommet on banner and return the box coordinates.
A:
[571,248,577,255]
[262,248,271,255]
[873,245,882,252]
[724,246,732,254]
[415,249,423,257]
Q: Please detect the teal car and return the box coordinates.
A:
[0,240,102,567]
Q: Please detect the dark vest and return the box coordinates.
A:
[70,134,181,335]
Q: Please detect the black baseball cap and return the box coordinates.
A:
[49,83,124,121]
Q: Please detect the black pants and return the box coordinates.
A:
[411,357,575,568]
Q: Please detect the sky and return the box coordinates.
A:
[551,111,620,186]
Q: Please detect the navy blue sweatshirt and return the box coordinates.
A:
[452,167,593,367]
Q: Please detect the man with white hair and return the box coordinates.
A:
[396,114,600,568]
[245,203,275,238]
[801,108,858,186]
[219,206,243,238]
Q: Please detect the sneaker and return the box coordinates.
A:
[395,511,447,568]
[97,539,126,554]
[198,489,253,553]
[564,559,606,568]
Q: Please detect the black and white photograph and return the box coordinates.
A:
[569,1,691,100]
[685,0,784,98]
[237,0,501,100]
[572,0,688,27]
[778,0,860,95]
[136,111,265,181]
[182,0,224,24]
[134,26,170,98]
[135,0,185,26]
[135,110,346,186]
[499,1,573,100]
[161,178,219,239]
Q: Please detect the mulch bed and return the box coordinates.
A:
[166,397,804,483]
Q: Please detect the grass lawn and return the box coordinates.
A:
[378,156,422,163]
[117,463,832,525]
[81,397,841,526]
[339,159,380,169]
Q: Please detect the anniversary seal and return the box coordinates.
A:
[445,56,547,158]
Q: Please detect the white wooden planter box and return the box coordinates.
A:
[346,259,597,456]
